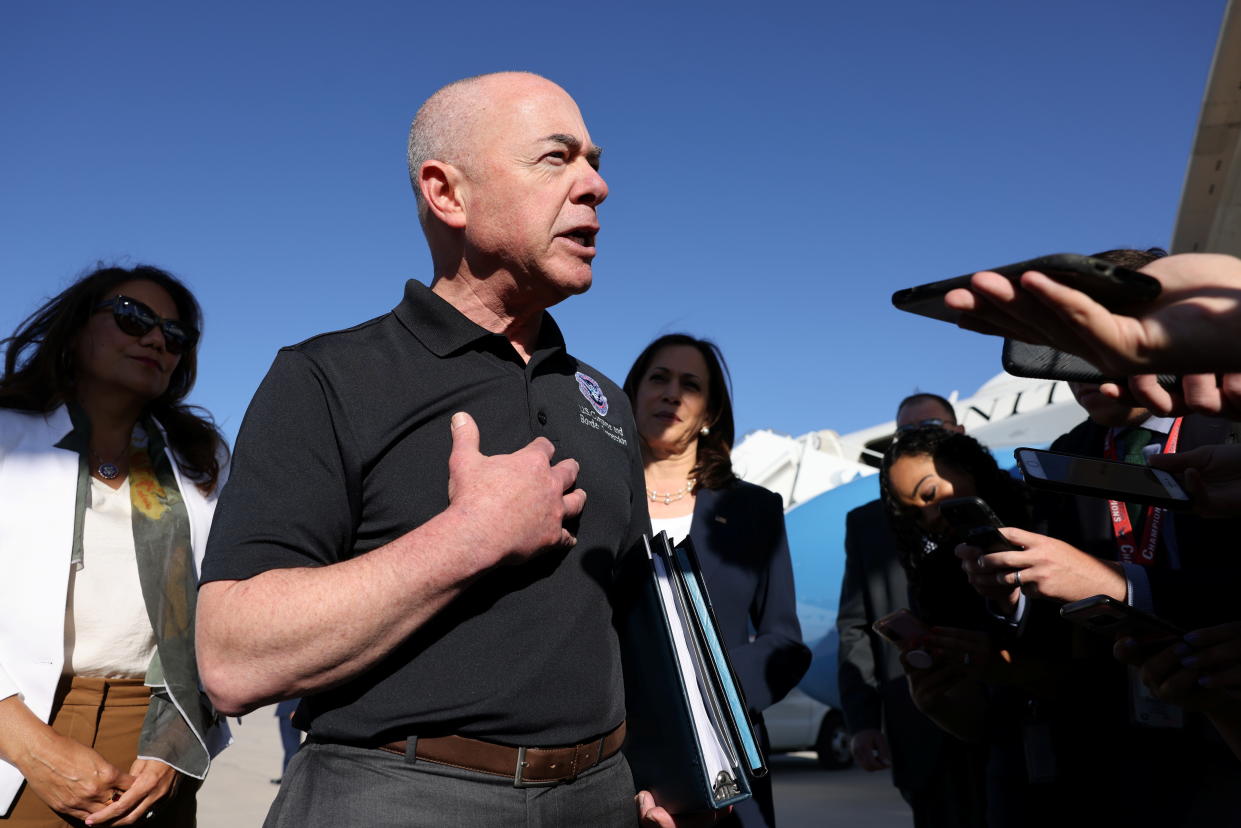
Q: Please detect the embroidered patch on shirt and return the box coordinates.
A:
[575,371,608,416]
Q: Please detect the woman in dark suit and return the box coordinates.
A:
[623,334,810,828]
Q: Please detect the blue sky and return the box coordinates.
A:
[2,1,1227,445]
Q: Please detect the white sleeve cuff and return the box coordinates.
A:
[1122,563,1153,612]
[987,592,1026,626]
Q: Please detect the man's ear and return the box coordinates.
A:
[419,160,467,229]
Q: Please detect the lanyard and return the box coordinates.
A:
[1102,418,1182,566]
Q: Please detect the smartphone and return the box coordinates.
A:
[891,253,1162,324]
[872,608,930,646]
[1014,447,1190,510]
[938,496,1021,551]
[1001,340,1181,391]
[871,609,934,668]
[1060,595,1184,645]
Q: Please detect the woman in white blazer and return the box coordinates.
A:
[0,265,229,827]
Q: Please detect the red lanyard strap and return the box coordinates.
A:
[1102,418,1182,566]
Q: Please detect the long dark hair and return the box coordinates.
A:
[879,427,1030,627]
[622,333,738,491]
[1,264,226,492]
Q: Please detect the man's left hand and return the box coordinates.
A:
[636,790,727,827]
[964,527,1126,604]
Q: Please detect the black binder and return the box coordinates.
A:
[617,532,767,814]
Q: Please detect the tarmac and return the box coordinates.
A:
[197,707,913,827]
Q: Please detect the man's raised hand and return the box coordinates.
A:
[446,411,586,568]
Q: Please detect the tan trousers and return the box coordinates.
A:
[4,677,197,827]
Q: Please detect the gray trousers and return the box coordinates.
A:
[265,740,640,827]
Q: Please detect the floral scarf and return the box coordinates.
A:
[58,405,214,778]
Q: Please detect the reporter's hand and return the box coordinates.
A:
[944,253,1241,375]
[955,542,1020,610]
[1096,373,1241,420]
[966,527,1126,604]
[636,790,728,826]
[902,627,988,708]
[1147,444,1241,518]
[1114,622,1241,712]
[84,759,179,826]
[849,729,891,771]
[446,411,586,569]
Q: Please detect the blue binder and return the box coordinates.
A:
[619,532,768,814]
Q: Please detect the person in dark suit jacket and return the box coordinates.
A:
[956,380,1241,826]
[624,334,810,828]
[837,393,986,827]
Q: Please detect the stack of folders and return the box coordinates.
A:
[619,532,767,814]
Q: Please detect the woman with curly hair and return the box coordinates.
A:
[880,425,1031,630]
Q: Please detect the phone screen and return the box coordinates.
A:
[1019,449,1188,505]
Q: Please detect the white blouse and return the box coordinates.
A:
[62,477,157,679]
[649,512,695,546]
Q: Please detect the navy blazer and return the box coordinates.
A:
[688,481,811,715]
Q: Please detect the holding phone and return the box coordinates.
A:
[1060,595,1183,645]
[872,609,935,669]
[1001,340,1181,391]
[938,496,1021,551]
[1014,447,1191,510]
[891,253,1161,324]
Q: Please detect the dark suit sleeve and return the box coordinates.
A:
[725,488,811,713]
[836,507,883,734]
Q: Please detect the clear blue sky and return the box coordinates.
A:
[2,1,1227,444]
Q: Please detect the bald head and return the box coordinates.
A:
[407,72,606,302]
[408,71,559,227]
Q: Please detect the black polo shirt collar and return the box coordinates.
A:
[393,279,568,370]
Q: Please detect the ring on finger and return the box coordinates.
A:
[1014,569,1022,588]
[976,555,985,570]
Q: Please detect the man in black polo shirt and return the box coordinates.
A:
[197,72,675,827]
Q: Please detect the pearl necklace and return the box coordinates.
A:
[647,479,694,505]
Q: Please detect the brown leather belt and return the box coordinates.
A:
[376,721,626,787]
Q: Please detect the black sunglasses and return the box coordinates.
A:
[95,295,198,355]
[896,418,946,433]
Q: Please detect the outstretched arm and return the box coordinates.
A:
[944,253,1241,375]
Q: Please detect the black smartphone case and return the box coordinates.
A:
[1013,447,1191,511]
[891,253,1161,324]
[1002,340,1181,391]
